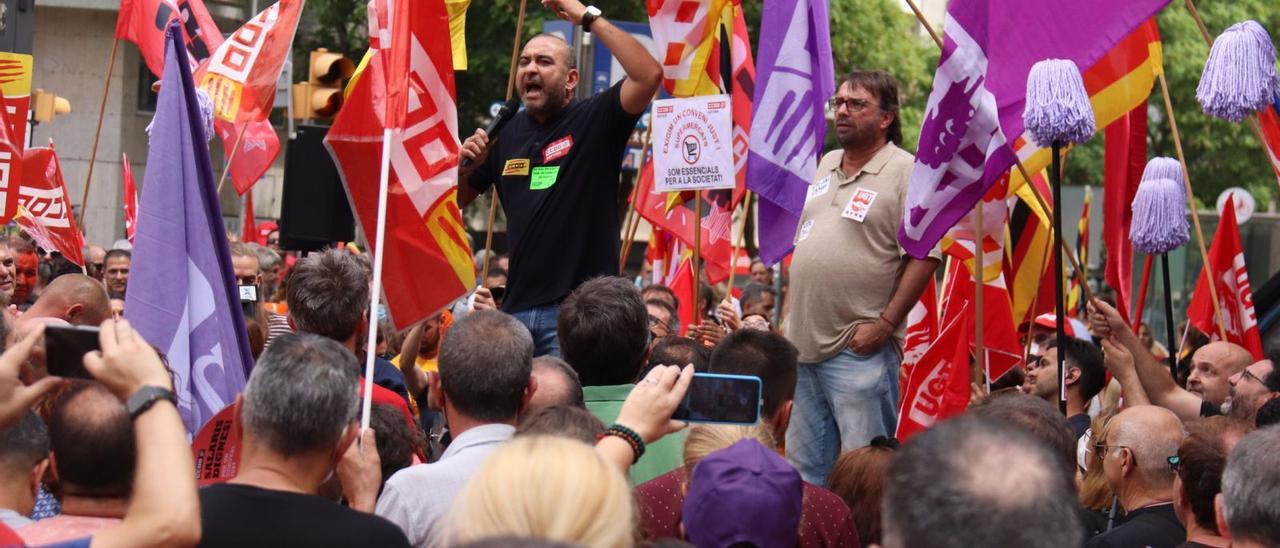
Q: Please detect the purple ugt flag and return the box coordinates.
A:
[898,0,1170,259]
[745,0,835,267]
[125,22,253,433]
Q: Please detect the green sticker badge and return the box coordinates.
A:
[529,165,560,190]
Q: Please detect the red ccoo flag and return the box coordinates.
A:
[896,299,972,442]
[17,145,84,266]
[1186,196,1263,359]
[122,153,139,243]
[325,0,475,329]
[193,0,301,194]
[0,92,23,225]
[901,276,938,382]
[116,0,224,77]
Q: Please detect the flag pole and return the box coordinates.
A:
[619,120,655,272]
[905,5,1093,304]
[693,197,702,328]
[78,38,121,233]
[360,127,395,433]
[1022,230,1052,364]
[1184,0,1280,194]
[481,0,528,284]
[1132,254,1153,331]
[973,199,987,391]
[726,191,752,290]
[216,123,250,194]
[1155,71,1228,340]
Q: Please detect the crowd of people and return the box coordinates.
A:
[0,1,1276,546]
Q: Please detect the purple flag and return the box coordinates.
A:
[899,0,1170,259]
[746,0,835,267]
[125,22,253,433]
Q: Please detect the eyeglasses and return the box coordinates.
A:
[828,97,879,113]
[1095,443,1137,467]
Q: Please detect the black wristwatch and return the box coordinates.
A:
[127,386,178,421]
[581,5,602,33]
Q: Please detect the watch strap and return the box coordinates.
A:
[582,6,602,32]
[126,385,177,421]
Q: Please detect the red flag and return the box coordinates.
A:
[902,276,939,380]
[0,92,23,225]
[1256,95,1280,185]
[116,0,224,77]
[1103,104,1146,324]
[193,0,300,195]
[325,0,475,329]
[669,255,697,335]
[896,300,972,442]
[122,153,139,243]
[940,259,1022,384]
[1186,196,1263,359]
[241,192,257,245]
[17,145,84,266]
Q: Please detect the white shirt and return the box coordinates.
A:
[374,424,514,547]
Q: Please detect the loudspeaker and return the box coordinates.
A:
[280,124,355,251]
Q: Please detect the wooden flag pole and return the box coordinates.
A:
[726,191,752,291]
[1155,71,1228,340]
[78,38,121,232]
[1022,231,1053,364]
[904,4,1093,304]
[619,120,655,271]
[1184,0,1279,194]
[481,0,528,284]
[1132,254,1154,330]
[216,123,250,194]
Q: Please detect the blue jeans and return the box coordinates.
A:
[786,345,901,486]
[511,303,561,358]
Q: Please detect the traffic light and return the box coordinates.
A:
[293,49,354,120]
[32,89,70,122]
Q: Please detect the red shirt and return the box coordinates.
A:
[635,468,861,547]
[359,377,415,428]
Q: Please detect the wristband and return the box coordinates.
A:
[879,314,899,329]
[602,424,646,463]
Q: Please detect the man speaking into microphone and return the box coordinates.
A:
[457,0,661,363]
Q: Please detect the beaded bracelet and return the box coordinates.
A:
[603,424,646,463]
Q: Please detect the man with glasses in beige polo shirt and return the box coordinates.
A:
[784,70,941,486]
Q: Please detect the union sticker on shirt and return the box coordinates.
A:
[797,219,816,242]
[807,176,832,202]
[842,188,879,222]
[542,135,574,163]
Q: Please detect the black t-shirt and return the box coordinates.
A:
[469,81,642,313]
[197,483,410,548]
[1084,503,1185,548]
[1200,400,1222,417]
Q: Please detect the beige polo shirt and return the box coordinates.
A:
[784,143,940,364]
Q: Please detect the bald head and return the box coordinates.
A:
[1107,405,1186,492]
[1188,342,1254,405]
[23,274,110,327]
[527,356,583,410]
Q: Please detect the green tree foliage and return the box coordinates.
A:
[1062,1,1279,207]
[826,0,938,151]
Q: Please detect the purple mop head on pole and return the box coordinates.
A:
[1196,20,1280,123]
[1023,59,1096,146]
[1130,157,1190,255]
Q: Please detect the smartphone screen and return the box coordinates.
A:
[45,325,101,379]
[672,373,762,424]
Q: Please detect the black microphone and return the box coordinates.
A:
[462,98,520,168]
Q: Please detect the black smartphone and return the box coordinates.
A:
[45,325,101,379]
[489,286,507,302]
[672,373,762,424]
